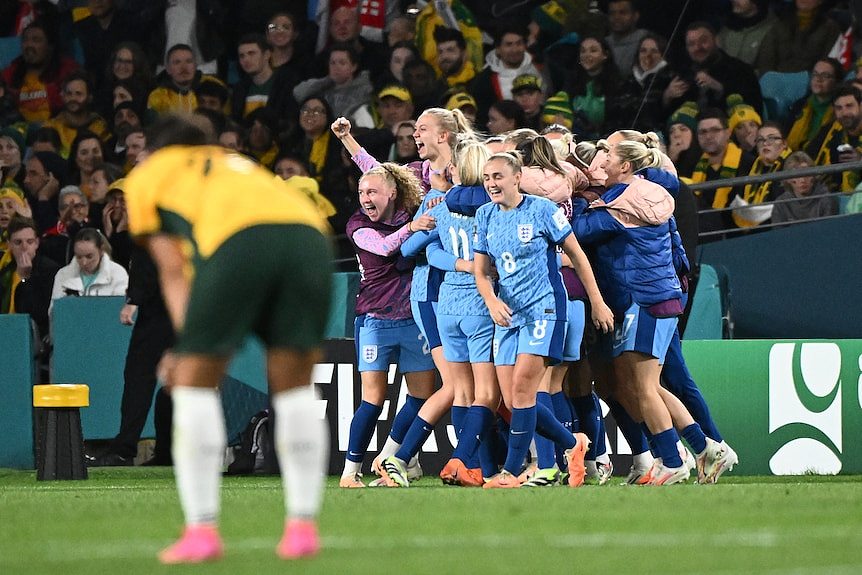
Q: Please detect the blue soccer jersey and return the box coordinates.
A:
[406,189,445,303]
[474,194,570,327]
[431,199,488,316]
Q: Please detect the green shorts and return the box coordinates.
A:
[176,224,333,355]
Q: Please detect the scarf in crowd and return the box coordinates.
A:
[0,249,20,314]
[690,141,744,209]
[308,131,332,183]
[787,95,833,151]
[733,147,792,227]
[360,0,386,42]
[812,121,862,192]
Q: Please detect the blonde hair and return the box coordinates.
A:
[502,128,539,149]
[485,151,523,174]
[612,129,661,149]
[362,162,423,213]
[546,132,575,163]
[572,141,599,169]
[455,141,491,186]
[615,140,664,172]
[419,107,477,149]
[517,136,566,176]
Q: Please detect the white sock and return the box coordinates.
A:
[596,453,611,465]
[377,436,401,461]
[171,387,226,526]
[273,385,329,519]
[342,460,361,477]
[633,451,654,469]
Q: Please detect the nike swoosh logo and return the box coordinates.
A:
[348,451,361,457]
[511,430,529,435]
[528,340,543,346]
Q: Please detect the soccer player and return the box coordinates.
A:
[474,152,614,488]
[124,114,333,563]
[383,141,498,487]
[339,163,438,488]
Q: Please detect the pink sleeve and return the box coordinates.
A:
[352,224,412,256]
[351,147,381,173]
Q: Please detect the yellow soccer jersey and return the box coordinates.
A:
[124,146,329,261]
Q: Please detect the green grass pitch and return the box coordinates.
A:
[1,468,861,575]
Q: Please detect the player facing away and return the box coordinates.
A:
[124,114,334,563]
[473,152,615,488]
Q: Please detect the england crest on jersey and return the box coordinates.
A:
[517,224,533,243]
[362,345,378,363]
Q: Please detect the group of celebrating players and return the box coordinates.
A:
[334,105,739,490]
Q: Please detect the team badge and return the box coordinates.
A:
[517,224,533,243]
[362,345,378,363]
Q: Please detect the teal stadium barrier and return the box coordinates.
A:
[0,315,35,469]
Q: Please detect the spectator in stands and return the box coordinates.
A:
[604,0,648,76]
[266,11,311,81]
[487,100,525,135]
[2,19,78,123]
[377,41,420,90]
[72,0,142,90]
[217,121,242,151]
[771,150,838,224]
[0,186,30,247]
[445,90,478,124]
[471,23,540,129]
[42,71,111,159]
[717,0,775,74]
[147,44,202,115]
[512,74,546,131]
[106,100,144,164]
[87,161,122,229]
[0,216,59,339]
[273,153,310,180]
[403,58,446,112]
[567,35,620,137]
[314,3,385,81]
[727,93,763,154]
[431,26,476,90]
[689,107,756,238]
[0,126,26,192]
[730,121,792,229]
[541,92,575,132]
[41,185,91,265]
[786,58,842,151]
[415,0,483,79]
[289,95,355,234]
[352,84,415,159]
[666,102,701,177]
[664,21,763,117]
[123,128,146,172]
[390,120,420,163]
[30,126,61,154]
[611,32,674,134]
[49,227,127,316]
[386,14,416,47]
[756,0,841,75]
[191,76,227,117]
[293,43,373,121]
[232,33,298,124]
[101,181,130,269]
[68,130,105,197]
[243,107,279,167]
[23,150,66,232]
[95,41,153,120]
[805,84,862,193]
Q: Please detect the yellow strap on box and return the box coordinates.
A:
[33,384,89,408]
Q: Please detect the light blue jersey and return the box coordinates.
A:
[474,194,570,328]
[405,189,446,303]
[431,199,487,316]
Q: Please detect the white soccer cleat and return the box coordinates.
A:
[623,463,653,485]
[406,455,423,482]
[703,440,738,484]
[646,459,690,486]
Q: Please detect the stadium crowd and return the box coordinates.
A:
[0,0,859,483]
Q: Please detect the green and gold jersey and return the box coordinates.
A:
[124,146,329,263]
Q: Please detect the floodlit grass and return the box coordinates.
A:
[1,468,861,575]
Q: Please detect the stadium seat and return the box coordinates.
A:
[760,71,810,123]
[0,35,21,69]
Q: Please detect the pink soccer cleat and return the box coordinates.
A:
[158,524,223,564]
[277,518,320,559]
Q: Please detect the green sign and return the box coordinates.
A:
[682,340,862,475]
